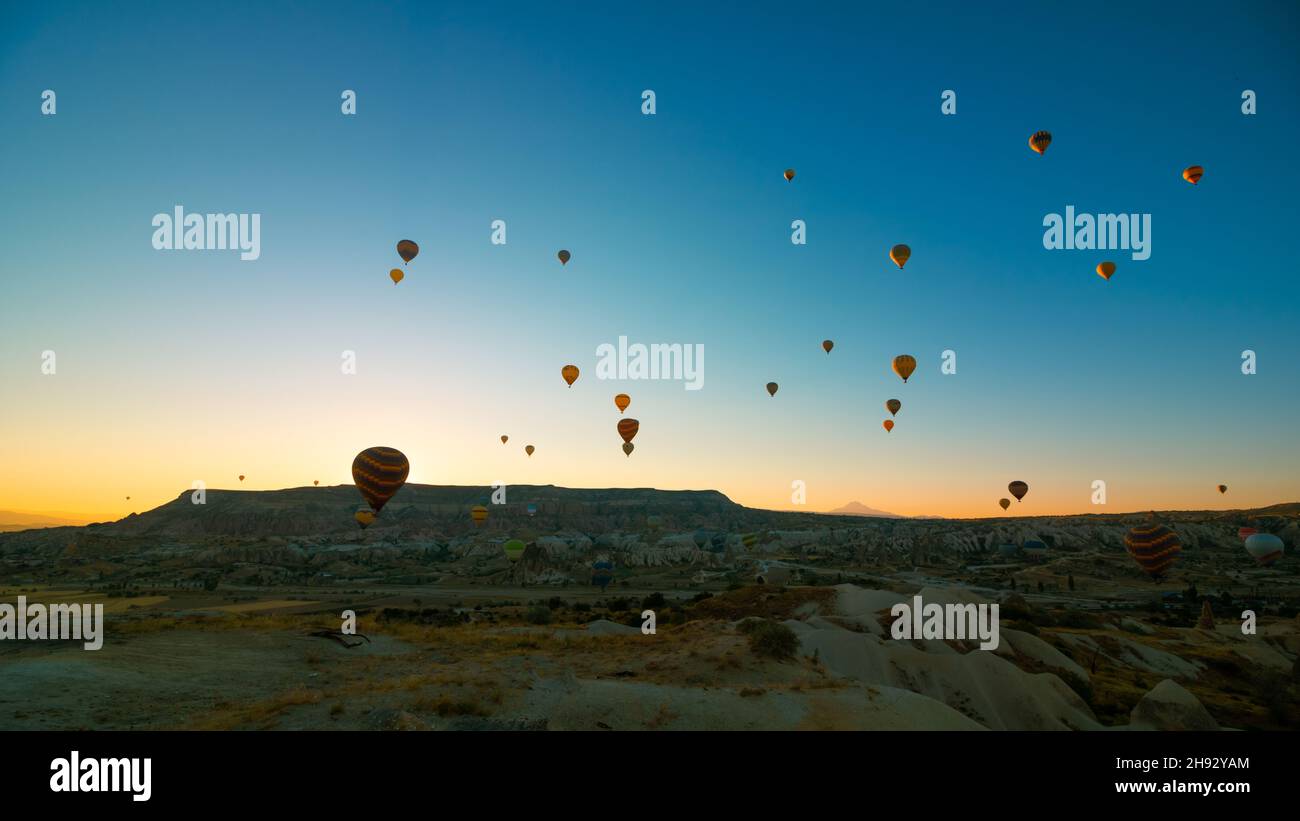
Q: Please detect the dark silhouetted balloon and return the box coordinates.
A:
[525,445,535,457]
[890,244,911,269]
[622,442,634,457]
[618,418,639,443]
[352,447,410,513]
[1029,131,1052,155]
[822,340,834,354]
[999,498,1011,511]
[1008,481,1029,502]
[766,382,778,397]
[886,399,901,416]
[557,249,571,265]
[397,240,419,264]
[892,355,916,382]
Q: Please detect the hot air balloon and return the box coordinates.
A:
[525,445,535,457]
[783,169,795,182]
[1096,261,1116,280]
[527,503,538,517]
[892,355,916,383]
[1023,539,1049,561]
[397,240,419,264]
[889,244,911,269]
[614,393,630,413]
[592,559,615,591]
[125,496,130,501]
[471,505,488,527]
[822,340,834,354]
[999,498,1011,511]
[557,249,571,265]
[352,447,410,514]
[561,364,579,387]
[886,399,901,416]
[1238,527,1257,542]
[1008,481,1028,502]
[503,538,525,562]
[1183,165,1204,185]
[882,419,894,433]
[1244,533,1284,566]
[766,382,779,397]
[1029,131,1052,155]
[622,442,635,457]
[500,435,508,444]
[1217,484,1228,494]
[389,268,404,285]
[313,480,319,486]
[618,418,640,444]
[1124,524,1182,579]
[742,533,759,550]
[239,475,245,482]
[355,509,376,529]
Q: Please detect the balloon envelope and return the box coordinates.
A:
[1217,484,1228,494]
[471,505,488,526]
[352,447,410,513]
[1008,481,1029,501]
[622,442,634,456]
[892,355,916,382]
[503,538,525,562]
[1029,131,1052,155]
[1096,261,1116,280]
[783,169,795,182]
[766,382,778,397]
[1238,527,1257,541]
[561,364,580,387]
[999,498,1011,511]
[557,249,571,265]
[1244,533,1284,566]
[355,509,376,529]
[882,419,894,432]
[397,240,419,263]
[886,399,901,416]
[822,340,833,353]
[525,445,535,456]
[500,435,508,444]
[889,244,911,269]
[614,393,630,412]
[1183,165,1204,185]
[389,268,404,285]
[239,475,245,482]
[618,418,640,443]
[1124,524,1182,578]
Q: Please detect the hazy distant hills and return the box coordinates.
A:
[0,509,102,532]
[825,501,904,518]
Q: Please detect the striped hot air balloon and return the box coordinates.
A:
[892,355,916,382]
[1244,533,1284,567]
[396,240,419,264]
[471,505,488,526]
[1124,524,1182,579]
[592,559,615,591]
[351,447,409,514]
[1238,527,1257,541]
[1182,165,1204,185]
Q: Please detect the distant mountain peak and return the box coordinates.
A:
[826,501,905,518]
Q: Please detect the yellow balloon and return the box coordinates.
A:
[390,268,404,285]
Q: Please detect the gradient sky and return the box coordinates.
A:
[2,0,1298,521]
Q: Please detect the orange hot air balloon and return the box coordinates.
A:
[784,169,795,182]
[999,498,1011,511]
[623,442,635,457]
[886,399,901,416]
[1217,484,1227,494]
[355,509,376,529]
[766,382,779,397]
[614,393,631,413]
[389,268,404,285]
[889,244,911,269]
[1029,131,1052,155]
[892,355,916,383]
[561,364,580,387]
[239,475,245,482]
[471,505,488,526]
[882,419,894,433]
[1096,261,1116,280]
[525,445,535,457]
[396,240,419,264]
[618,418,640,444]
[1183,165,1204,185]
[313,480,319,486]
[500,435,508,444]
[557,249,571,265]
[822,340,834,354]
[1008,481,1029,502]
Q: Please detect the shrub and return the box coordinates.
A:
[746,620,799,661]
[525,605,552,625]
[642,592,666,610]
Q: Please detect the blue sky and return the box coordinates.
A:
[1,1,1298,517]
